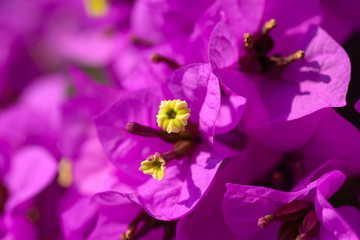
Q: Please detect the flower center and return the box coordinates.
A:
[84,0,109,17]
[139,153,166,181]
[239,19,304,73]
[166,109,177,119]
[157,100,191,134]
[126,100,197,181]
[258,200,320,240]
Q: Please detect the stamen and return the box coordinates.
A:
[269,50,305,66]
[150,53,181,70]
[244,33,253,49]
[84,0,109,17]
[57,158,73,188]
[139,153,166,181]
[262,19,277,35]
[157,100,190,134]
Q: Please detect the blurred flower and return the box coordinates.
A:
[208,0,350,128]
[222,169,359,239]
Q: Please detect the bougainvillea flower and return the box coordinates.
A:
[0,74,67,238]
[177,136,284,240]
[57,66,122,160]
[285,108,360,174]
[95,63,244,220]
[222,169,360,239]
[130,0,215,44]
[111,34,184,90]
[62,193,169,240]
[239,108,360,188]
[208,0,351,128]
[2,146,59,240]
[178,105,360,239]
[238,106,360,157]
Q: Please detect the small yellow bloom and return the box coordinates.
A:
[156,100,190,134]
[84,0,109,17]
[57,158,73,188]
[139,153,166,181]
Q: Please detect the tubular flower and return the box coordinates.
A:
[156,99,191,134]
[94,63,242,220]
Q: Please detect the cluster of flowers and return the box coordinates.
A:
[1,0,360,239]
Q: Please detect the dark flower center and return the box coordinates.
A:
[239,19,304,74]
[166,109,177,119]
[258,200,320,240]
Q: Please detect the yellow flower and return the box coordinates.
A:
[139,153,166,181]
[156,100,190,134]
[57,158,73,188]
[84,0,109,17]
